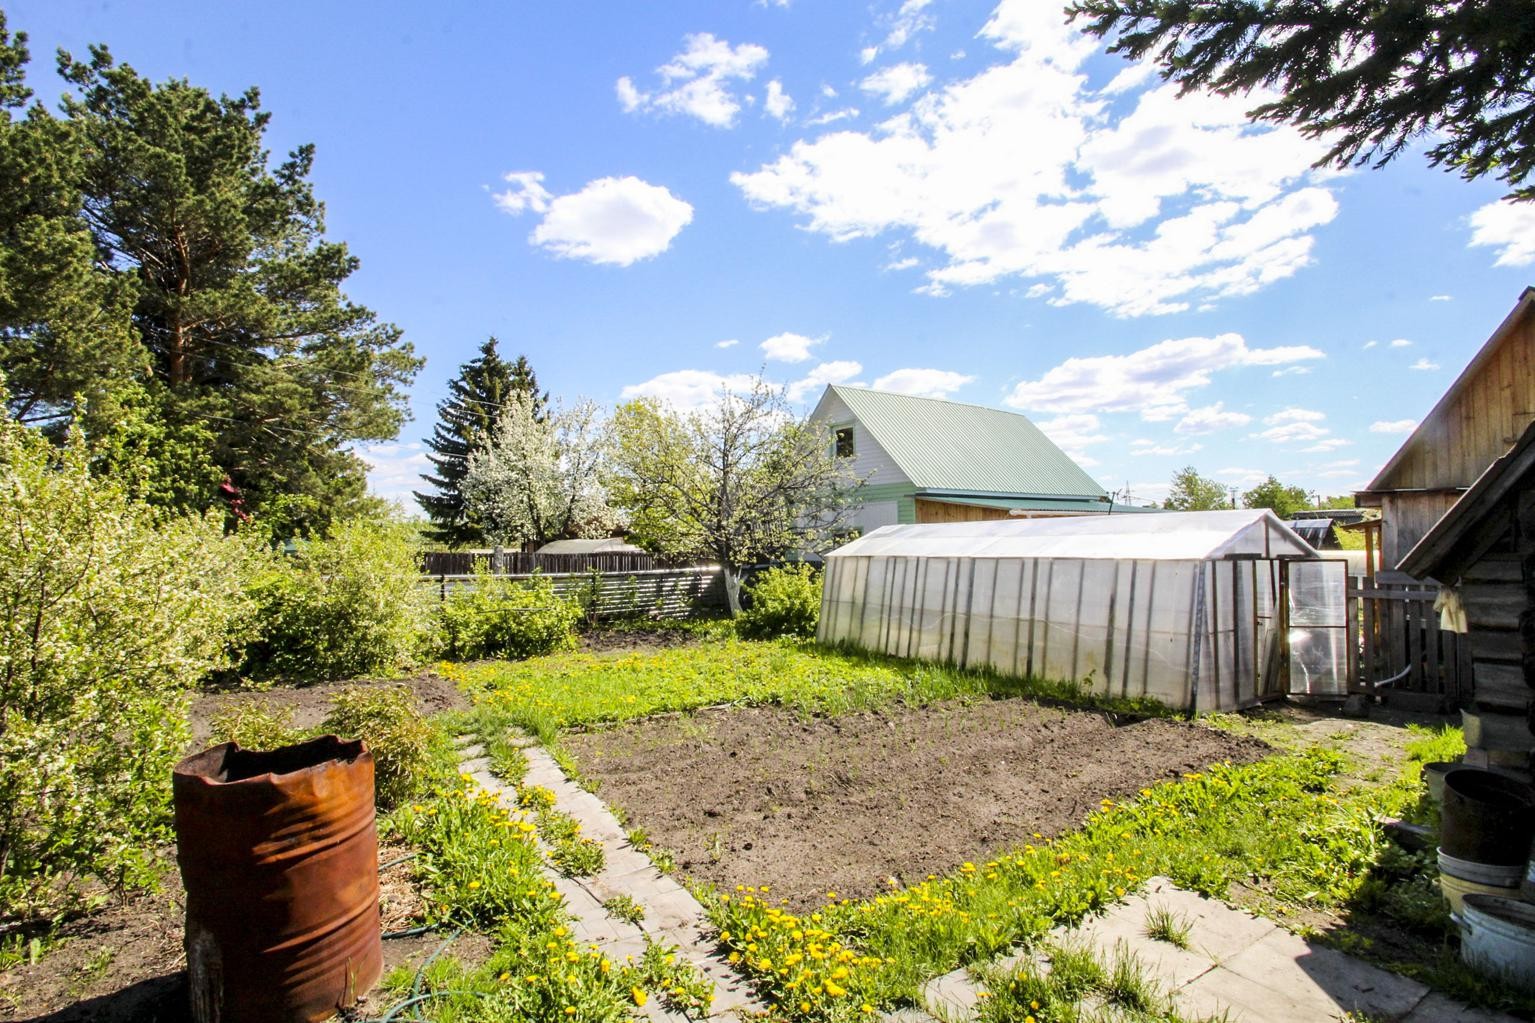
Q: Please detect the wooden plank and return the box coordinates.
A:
[1422,594,1442,693]
[1407,596,1425,691]
[1473,661,1530,708]
[1468,628,1523,664]
[1461,581,1524,629]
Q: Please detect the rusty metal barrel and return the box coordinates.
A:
[173,735,382,1023]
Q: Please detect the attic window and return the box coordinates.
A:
[834,427,855,458]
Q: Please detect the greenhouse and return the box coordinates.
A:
[818,509,1348,712]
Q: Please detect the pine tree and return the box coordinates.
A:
[1,32,423,534]
[415,339,545,546]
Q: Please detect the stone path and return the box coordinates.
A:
[454,735,765,1022]
[899,876,1522,1023]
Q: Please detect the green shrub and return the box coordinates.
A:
[321,686,436,809]
[439,570,581,660]
[0,416,253,919]
[207,704,304,751]
[241,516,429,682]
[737,563,822,640]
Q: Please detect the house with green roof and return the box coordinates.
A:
[809,385,1113,533]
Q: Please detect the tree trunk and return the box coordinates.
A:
[723,566,743,617]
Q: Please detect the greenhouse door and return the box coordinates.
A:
[1281,559,1350,697]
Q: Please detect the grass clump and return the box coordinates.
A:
[438,569,581,661]
[602,894,645,925]
[975,942,1226,1023]
[1143,906,1192,950]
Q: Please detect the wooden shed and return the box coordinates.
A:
[1357,287,1535,569]
[1399,420,1535,711]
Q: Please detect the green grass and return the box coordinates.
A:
[1143,906,1192,950]
[446,635,1180,745]
[974,941,1232,1023]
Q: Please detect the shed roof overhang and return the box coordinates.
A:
[1398,419,1535,581]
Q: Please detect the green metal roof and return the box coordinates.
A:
[917,495,1158,513]
[828,386,1107,499]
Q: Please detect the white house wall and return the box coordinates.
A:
[809,389,911,491]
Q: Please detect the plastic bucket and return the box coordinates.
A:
[1459,895,1535,991]
[1440,871,1520,914]
[1438,848,1525,887]
[174,735,381,1023]
[1440,769,1535,866]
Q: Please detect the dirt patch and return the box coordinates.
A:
[564,698,1270,910]
[579,628,707,654]
[188,671,469,746]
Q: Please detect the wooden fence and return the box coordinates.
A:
[424,566,725,620]
[420,550,670,576]
[1347,570,1468,702]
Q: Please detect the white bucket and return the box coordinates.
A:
[1459,895,1535,992]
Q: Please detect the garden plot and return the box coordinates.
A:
[563,699,1269,909]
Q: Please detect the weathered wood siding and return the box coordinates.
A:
[1379,490,1464,569]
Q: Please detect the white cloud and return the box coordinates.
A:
[885,256,920,271]
[1469,200,1535,266]
[764,79,795,121]
[1271,365,1311,377]
[500,176,694,267]
[806,107,861,127]
[492,171,553,215]
[1301,438,1351,452]
[730,2,1338,317]
[760,331,823,363]
[618,33,770,128]
[1363,340,1379,350]
[859,63,932,105]
[871,367,973,399]
[1430,294,1453,302]
[788,360,863,401]
[882,0,935,50]
[620,370,763,411]
[1037,414,1108,460]
[1410,357,1441,371]
[1264,408,1325,425]
[1174,402,1252,435]
[1005,333,1322,420]
[1370,418,1417,434]
[1129,438,1202,456]
[1255,407,1330,445]
[860,46,880,65]
[357,441,430,507]
[1388,338,1413,348]
[715,338,740,349]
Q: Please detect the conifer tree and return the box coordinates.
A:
[415,339,545,546]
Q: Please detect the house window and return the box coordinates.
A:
[835,427,855,458]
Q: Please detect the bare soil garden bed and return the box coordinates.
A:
[564,699,1270,910]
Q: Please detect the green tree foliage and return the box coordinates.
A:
[438,570,582,661]
[0,24,421,533]
[1242,475,1311,518]
[1317,494,1356,509]
[737,564,822,640]
[0,16,140,433]
[1070,1,1535,200]
[1163,465,1229,510]
[239,516,429,682]
[606,379,861,614]
[0,397,254,917]
[417,340,545,546]
[461,392,617,548]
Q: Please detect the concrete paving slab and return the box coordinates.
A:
[921,965,982,1021]
[1067,907,1219,989]
[1403,992,1527,1023]
[1218,930,1428,1020]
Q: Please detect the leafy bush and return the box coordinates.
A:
[438,570,581,660]
[737,563,822,640]
[240,516,429,682]
[0,417,252,918]
[321,686,437,809]
[207,704,304,751]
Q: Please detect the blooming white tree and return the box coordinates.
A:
[461,393,619,547]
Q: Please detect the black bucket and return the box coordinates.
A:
[1440,768,1535,866]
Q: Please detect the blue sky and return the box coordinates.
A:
[12,0,1535,508]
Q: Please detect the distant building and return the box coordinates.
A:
[808,385,1112,535]
[1357,287,1535,569]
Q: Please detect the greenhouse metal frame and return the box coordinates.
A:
[818,509,1348,713]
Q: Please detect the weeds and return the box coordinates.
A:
[602,894,645,925]
[1143,906,1192,950]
